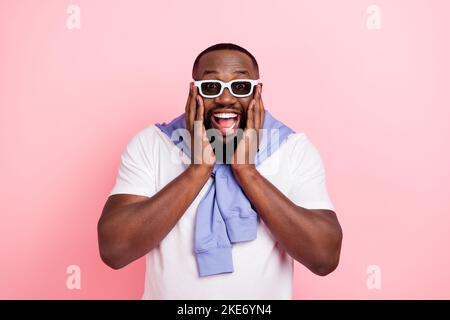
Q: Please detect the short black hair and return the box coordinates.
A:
[192,43,259,79]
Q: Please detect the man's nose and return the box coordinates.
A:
[214,87,237,105]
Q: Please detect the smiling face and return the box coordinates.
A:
[193,49,260,138]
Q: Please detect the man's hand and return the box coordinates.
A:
[185,82,216,171]
[230,84,265,175]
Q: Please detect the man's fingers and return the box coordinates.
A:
[255,85,264,151]
[185,82,193,113]
[195,94,204,123]
[253,90,261,150]
[195,95,210,144]
[258,85,265,129]
[186,82,197,131]
[254,92,261,131]
[247,100,255,129]
[185,82,192,127]
[254,84,264,152]
[191,84,198,120]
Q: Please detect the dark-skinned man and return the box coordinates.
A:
[98,43,343,299]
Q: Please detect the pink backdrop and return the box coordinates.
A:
[1,0,449,299]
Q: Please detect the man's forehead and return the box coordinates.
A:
[196,50,256,78]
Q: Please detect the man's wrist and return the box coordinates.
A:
[187,164,214,179]
[231,164,258,182]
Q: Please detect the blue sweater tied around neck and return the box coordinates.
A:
[156,110,294,276]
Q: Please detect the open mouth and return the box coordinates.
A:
[210,111,241,136]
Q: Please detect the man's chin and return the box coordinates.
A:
[221,132,238,144]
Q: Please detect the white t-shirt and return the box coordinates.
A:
[109,124,335,299]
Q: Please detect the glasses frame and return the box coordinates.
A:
[194,79,260,98]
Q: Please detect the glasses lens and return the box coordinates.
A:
[201,82,221,96]
[231,81,252,95]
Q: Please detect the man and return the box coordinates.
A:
[97,43,343,299]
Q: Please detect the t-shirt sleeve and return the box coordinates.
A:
[287,134,335,211]
[108,127,157,198]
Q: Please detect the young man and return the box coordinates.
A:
[97,43,343,299]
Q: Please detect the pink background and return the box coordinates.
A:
[1,0,449,299]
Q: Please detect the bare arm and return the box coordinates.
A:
[98,83,215,269]
[98,164,211,269]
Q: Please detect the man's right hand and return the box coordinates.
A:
[185,82,216,171]
[99,83,217,270]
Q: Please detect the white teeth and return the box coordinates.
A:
[214,113,238,119]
